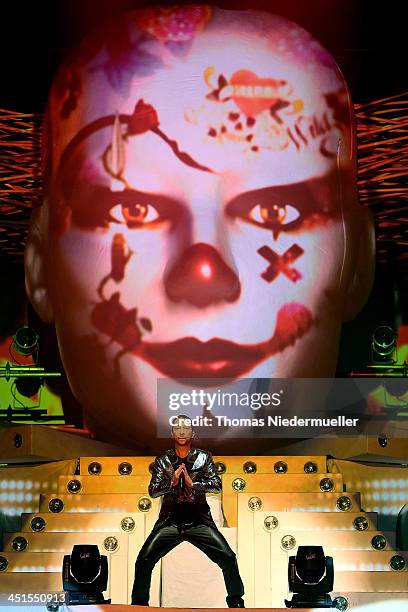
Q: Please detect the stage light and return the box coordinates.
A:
[319,478,334,492]
[336,496,352,511]
[15,377,43,398]
[120,517,135,532]
[0,556,8,572]
[138,497,152,512]
[88,462,102,475]
[304,462,317,474]
[63,544,110,605]
[371,534,387,550]
[118,461,132,475]
[378,434,388,448]
[30,516,46,532]
[12,326,39,357]
[390,554,406,570]
[332,596,349,611]
[285,545,334,608]
[383,380,408,399]
[281,535,297,551]
[264,515,279,531]
[353,516,369,531]
[103,536,119,552]
[215,461,226,474]
[48,498,64,513]
[274,461,288,473]
[248,496,262,511]
[371,325,398,364]
[243,461,257,473]
[232,477,246,491]
[67,479,82,494]
[12,536,27,551]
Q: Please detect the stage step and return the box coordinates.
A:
[238,510,378,533]
[225,487,355,527]
[57,474,150,495]
[317,550,408,571]
[78,455,328,476]
[222,473,344,494]
[20,511,151,533]
[3,531,130,553]
[23,495,221,530]
[267,529,397,552]
[80,456,154,476]
[0,551,64,572]
[39,493,158,514]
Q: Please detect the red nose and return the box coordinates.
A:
[164,243,241,308]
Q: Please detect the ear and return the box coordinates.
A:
[24,204,54,323]
[342,205,376,322]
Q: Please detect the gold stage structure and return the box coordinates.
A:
[0,428,407,609]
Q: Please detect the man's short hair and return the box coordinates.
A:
[171,414,194,432]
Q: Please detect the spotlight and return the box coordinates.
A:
[215,461,226,474]
[12,326,39,357]
[232,477,246,491]
[138,497,152,512]
[371,325,397,364]
[67,479,82,494]
[31,516,46,532]
[319,478,334,492]
[274,461,288,473]
[15,377,44,398]
[12,536,28,552]
[88,461,102,475]
[118,461,132,475]
[285,546,334,608]
[63,544,110,605]
[371,534,387,550]
[243,461,257,473]
[304,462,317,474]
[248,496,262,511]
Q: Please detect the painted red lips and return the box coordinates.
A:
[138,303,314,379]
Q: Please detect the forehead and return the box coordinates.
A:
[173,418,192,427]
[50,10,348,185]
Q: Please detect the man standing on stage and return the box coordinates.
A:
[131,414,245,607]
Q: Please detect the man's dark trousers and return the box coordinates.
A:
[131,522,244,605]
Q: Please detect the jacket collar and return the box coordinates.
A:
[167,446,198,466]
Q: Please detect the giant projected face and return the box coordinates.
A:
[25,6,374,449]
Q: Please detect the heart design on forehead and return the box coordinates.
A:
[229,70,290,116]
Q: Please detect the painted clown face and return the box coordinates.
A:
[26,6,373,450]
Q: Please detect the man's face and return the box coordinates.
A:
[37,8,360,448]
[172,418,194,444]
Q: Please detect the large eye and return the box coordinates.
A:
[248,203,300,229]
[111,202,159,227]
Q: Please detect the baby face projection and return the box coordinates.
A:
[31,7,362,448]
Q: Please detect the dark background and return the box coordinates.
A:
[0,1,406,424]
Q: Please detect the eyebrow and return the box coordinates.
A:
[225,170,341,217]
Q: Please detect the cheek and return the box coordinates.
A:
[230,220,344,303]
[297,223,345,288]
[51,230,111,298]
[51,226,169,296]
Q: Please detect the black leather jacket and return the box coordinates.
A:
[149,447,221,530]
